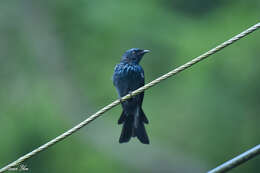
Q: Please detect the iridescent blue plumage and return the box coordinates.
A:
[113,48,150,144]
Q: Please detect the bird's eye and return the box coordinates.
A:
[132,51,136,54]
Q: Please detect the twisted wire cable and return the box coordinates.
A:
[0,22,259,173]
[208,144,260,173]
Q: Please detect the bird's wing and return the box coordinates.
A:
[113,64,145,100]
[132,66,145,105]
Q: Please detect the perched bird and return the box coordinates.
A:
[113,48,150,144]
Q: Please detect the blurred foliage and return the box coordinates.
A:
[0,0,259,172]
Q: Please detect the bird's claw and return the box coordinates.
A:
[119,97,123,103]
[119,91,135,103]
[128,91,134,98]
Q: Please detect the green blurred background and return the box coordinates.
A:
[0,0,259,172]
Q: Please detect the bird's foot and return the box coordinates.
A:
[119,91,134,103]
[119,97,123,104]
[128,91,134,98]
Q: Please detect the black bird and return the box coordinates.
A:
[113,48,150,144]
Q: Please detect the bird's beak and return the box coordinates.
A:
[141,50,150,54]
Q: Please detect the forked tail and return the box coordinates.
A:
[118,108,149,144]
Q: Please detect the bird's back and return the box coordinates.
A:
[113,62,144,98]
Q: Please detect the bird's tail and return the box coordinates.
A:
[118,108,149,144]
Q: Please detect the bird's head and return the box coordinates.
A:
[121,48,150,64]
